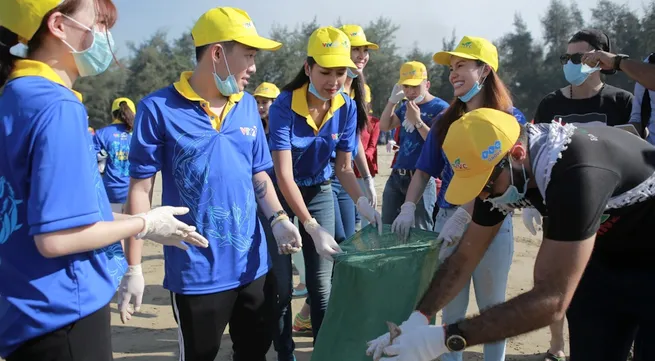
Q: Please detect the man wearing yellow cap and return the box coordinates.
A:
[379,61,449,230]
[121,7,301,360]
[253,81,280,141]
[369,108,655,361]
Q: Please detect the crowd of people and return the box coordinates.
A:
[1,1,655,361]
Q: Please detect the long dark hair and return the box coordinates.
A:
[112,101,135,131]
[282,57,368,132]
[434,60,514,146]
[0,0,117,88]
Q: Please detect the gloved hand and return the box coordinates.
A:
[356,196,383,235]
[386,140,397,153]
[361,176,378,209]
[304,218,342,260]
[118,264,145,324]
[402,118,416,133]
[388,84,405,104]
[391,202,415,241]
[437,207,471,262]
[97,150,108,174]
[272,217,302,254]
[366,311,429,361]
[521,208,542,236]
[380,324,448,361]
[133,206,210,250]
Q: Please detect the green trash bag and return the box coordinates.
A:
[311,224,441,361]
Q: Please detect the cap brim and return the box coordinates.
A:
[444,168,494,205]
[432,51,478,65]
[253,92,276,99]
[236,35,282,51]
[351,41,379,50]
[398,78,425,86]
[314,55,357,69]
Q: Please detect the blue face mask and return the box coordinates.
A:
[61,15,114,77]
[347,68,359,78]
[414,93,425,103]
[459,68,487,103]
[308,81,330,102]
[212,48,240,96]
[563,61,600,86]
[486,160,528,206]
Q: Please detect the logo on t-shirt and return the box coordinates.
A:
[240,126,257,137]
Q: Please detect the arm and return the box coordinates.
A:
[335,150,366,201]
[621,59,655,90]
[628,81,643,128]
[365,120,381,163]
[408,129,444,204]
[380,101,401,132]
[273,151,312,224]
[354,139,372,178]
[405,170,431,203]
[253,171,284,218]
[124,177,155,266]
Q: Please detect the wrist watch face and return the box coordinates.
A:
[447,335,466,351]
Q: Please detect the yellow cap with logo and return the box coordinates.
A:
[340,25,379,50]
[253,82,280,99]
[192,7,282,50]
[442,108,520,205]
[433,35,499,72]
[112,97,136,113]
[0,0,63,42]
[398,61,428,86]
[307,26,356,69]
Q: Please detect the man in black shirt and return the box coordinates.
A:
[367,108,655,361]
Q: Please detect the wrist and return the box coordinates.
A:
[125,264,142,275]
[303,217,319,231]
[132,214,147,239]
[268,210,288,225]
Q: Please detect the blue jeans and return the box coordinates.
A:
[381,171,436,231]
[259,183,335,361]
[330,167,356,244]
[435,207,514,361]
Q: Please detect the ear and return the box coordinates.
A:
[481,65,492,78]
[425,80,431,89]
[212,44,224,63]
[46,12,67,41]
[509,141,527,161]
[304,61,311,77]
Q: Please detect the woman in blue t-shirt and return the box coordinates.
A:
[267,26,381,360]
[0,1,206,360]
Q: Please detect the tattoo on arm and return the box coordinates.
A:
[254,179,267,199]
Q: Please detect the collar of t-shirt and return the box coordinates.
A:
[291,82,346,135]
[9,59,83,101]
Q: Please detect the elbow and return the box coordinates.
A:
[34,234,66,258]
[379,123,391,132]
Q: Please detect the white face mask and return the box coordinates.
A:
[485,159,529,206]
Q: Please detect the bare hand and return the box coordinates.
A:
[581,50,616,71]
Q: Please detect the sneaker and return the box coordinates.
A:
[292,313,312,333]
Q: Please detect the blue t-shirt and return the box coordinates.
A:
[0,60,124,358]
[94,122,133,203]
[393,97,449,170]
[416,107,527,209]
[269,83,358,186]
[129,72,272,295]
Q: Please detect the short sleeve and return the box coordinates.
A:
[511,107,528,125]
[269,99,292,151]
[394,102,405,120]
[337,99,358,153]
[544,166,619,241]
[471,197,507,227]
[252,117,273,174]
[129,102,164,179]
[93,131,103,153]
[28,101,103,235]
[415,129,445,178]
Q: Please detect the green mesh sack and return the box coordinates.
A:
[311,224,441,361]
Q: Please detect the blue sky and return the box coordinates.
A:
[110,0,645,57]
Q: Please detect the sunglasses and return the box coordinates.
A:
[482,157,509,194]
[559,53,584,65]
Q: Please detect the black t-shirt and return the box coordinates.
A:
[473,125,655,263]
[533,84,633,126]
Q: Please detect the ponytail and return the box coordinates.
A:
[0,27,19,89]
[112,101,135,130]
[350,75,369,133]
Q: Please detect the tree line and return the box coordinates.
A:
[77,0,655,129]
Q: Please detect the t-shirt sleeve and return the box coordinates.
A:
[129,101,164,179]
[337,98,358,153]
[28,101,103,235]
[471,197,507,226]
[394,102,405,120]
[629,82,644,125]
[93,131,103,153]
[544,166,619,241]
[268,99,292,151]
[511,107,528,125]
[252,116,273,174]
[415,128,445,178]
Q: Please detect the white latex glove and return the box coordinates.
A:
[356,196,383,235]
[402,118,416,133]
[386,140,397,153]
[272,218,302,254]
[361,176,378,209]
[521,208,542,236]
[391,202,415,241]
[380,325,448,361]
[366,311,429,361]
[304,218,342,260]
[437,207,471,262]
[118,264,145,324]
[133,206,210,250]
[388,84,405,104]
[97,150,108,173]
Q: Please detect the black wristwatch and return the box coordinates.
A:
[613,54,629,71]
[445,323,467,352]
[268,210,288,224]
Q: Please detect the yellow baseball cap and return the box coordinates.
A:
[398,61,428,86]
[442,108,520,205]
[307,27,356,69]
[192,7,282,51]
[112,97,136,113]
[433,36,499,72]
[340,25,379,50]
[0,0,63,42]
[253,82,280,99]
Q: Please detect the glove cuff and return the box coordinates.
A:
[454,207,472,223]
[303,218,320,232]
[400,202,416,213]
[125,264,143,275]
[409,310,430,325]
[131,213,148,239]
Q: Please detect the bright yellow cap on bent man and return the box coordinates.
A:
[307,26,356,69]
[398,61,428,86]
[340,25,379,50]
[433,36,499,72]
[112,97,136,113]
[192,7,282,50]
[253,82,280,99]
[442,108,520,205]
[0,0,63,42]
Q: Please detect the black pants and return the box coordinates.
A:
[567,257,655,361]
[170,272,276,361]
[7,304,112,361]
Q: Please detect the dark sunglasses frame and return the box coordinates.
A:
[559,53,584,65]
[482,157,509,194]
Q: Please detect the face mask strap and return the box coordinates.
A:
[213,46,233,81]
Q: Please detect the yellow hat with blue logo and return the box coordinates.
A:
[307,27,356,69]
[433,35,499,72]
[340,25,379,50]
[253,82,280,99]
[192,7,282,51]
[442,108,520,205]
[112,97,136,113]
[0,0,63,42]
[398,61,428,86]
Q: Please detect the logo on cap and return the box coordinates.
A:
[461,41,473,48]
[322,40,349,48]
[452,158,468,170]
[481,140,502,161]
[244,21,253,28]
